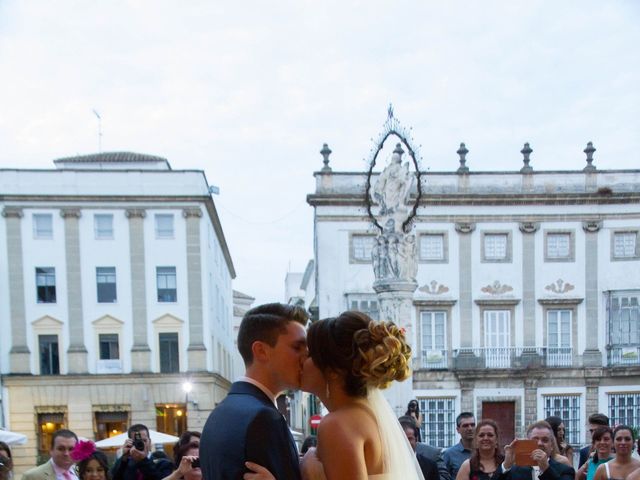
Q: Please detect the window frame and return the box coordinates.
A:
[611,230,640,261]
[98,333,120,360]
[38,334,60,375]
[345,294,379,320]
[96,266,117,303]
[33,213,53,239]
[542,394,581,445]
[159,332,180,373]
[155,213,175,239]
[156,266,177,303]
[544,230,575,262]
[36,267,57,303]
[418,397,457,448]
[94,214,114,240]
[418,232,448,263]
[608,392,640,428]
[349,233,376,264]
[481,231,512,263]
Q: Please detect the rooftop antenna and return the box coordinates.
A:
[92,109,102,152]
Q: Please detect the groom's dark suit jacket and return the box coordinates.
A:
[200,381,301,480]
[504,459,575,480]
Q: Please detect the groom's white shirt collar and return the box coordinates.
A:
[238,376,278,407]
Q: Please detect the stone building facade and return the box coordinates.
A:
[307,142,640,449]
[0,153,236,471]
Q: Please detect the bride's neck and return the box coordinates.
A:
[322,382,363,411]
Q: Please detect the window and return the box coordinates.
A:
[155,404,186,435]
[96,267,117,303]
[351,234,375,262]
[37,413,64,464]
[33,214,53,239]
[419,397,456,448]
[482,233,510,262]
[156,267,177,302]
[420,311,446,367]
[159,332,179,373]
[546,232,573,261]
[543,395,580,445]
[613,232,638,259]
[607,292,640,365]
[36,267,56,303]
[347,295,379,320]
[484,310,511,368]
[420,234,446,261]
[155,214,174,239]
[608,393,640,428]
[99,334,120,360]
[39,335,60,375]
[95,411,128,441]
[94,214,114,239]
[546,310,572,366]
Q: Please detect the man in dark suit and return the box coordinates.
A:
[400,418,439,480]
[200,303,308,480]
[578,413,609,468]
[111,424,173,480]
[502,420,575,480]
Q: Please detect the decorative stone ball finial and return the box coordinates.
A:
[520,142,533,173]
[457,142,469,173]
[393,142,405,159]
[583,141,596,172]
[320,143,332,172]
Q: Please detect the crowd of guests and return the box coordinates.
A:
[2,411,640,480]
[398,405,640,480]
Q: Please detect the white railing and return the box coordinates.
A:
[419,350,448,369]
[545,347,573,367]
[608,345,640,366]
[97,359,123,374]
[454,347,545,368]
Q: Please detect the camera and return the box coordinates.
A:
[133,431,145,451]
[191,458,200,469]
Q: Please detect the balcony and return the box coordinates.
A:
[608,345,640,366]
[417,350,449,369]
[415,347,574,370]
[96,359,123,374]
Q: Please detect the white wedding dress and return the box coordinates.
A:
[302,388,425,480]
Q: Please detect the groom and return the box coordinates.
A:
[200,303,309,480]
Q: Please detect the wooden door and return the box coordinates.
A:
[482,401,516,446]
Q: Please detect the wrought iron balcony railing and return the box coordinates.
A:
[607,345,640,366]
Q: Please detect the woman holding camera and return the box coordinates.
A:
[406,400,423,442]
[161,441,200,480]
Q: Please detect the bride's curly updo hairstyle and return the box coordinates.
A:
[308,311,412,397]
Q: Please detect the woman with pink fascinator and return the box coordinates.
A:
[71,441,111,480]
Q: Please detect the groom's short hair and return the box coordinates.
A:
[237,303,308,365]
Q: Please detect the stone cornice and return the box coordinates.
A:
[182,207,202,218]
[474,298,521,306]
[125,208,147,219]
[60,208,81,219]
[537,297,584,306]
[413,299,457,307]
[2,206,23,218]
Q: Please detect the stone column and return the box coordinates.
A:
[519,222,539,348]
[523,376,539,432]
[582,221,602,366]
[2,207,31,373]
[61,208,88,373]
[126,209,151,371]
[585,371,602,439]
[455,222,476,368]
[459,378,475,414]
[184,208,207,371]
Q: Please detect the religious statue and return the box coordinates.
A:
[372,143,414,216]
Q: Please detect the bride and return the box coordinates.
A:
[244,311,425,480]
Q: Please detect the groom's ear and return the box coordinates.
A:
[251,340,269,363]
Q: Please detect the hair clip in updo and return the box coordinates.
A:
[71,440,97,462]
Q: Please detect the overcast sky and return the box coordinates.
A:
[1,1,638,306]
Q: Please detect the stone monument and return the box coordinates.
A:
[365,106,422,414]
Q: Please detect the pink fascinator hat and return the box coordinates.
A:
[71,440,97,463]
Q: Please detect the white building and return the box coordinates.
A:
[307,142,640,448]
[0,152,236,470]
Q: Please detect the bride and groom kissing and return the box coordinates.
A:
[199,303,425,480]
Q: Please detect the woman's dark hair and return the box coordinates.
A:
[301,435,317,455]
[544,416,564,441]
[77,450,110,480]
[590,426,613,463]
[173,431,201,465]
[0,441,12,478]
[469,420,503,473]
[405,400,420,416]
[307,311,411,398]
[613,425,635,441]
[174,441,199,469]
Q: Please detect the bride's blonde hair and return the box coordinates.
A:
[307,311,411,397]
